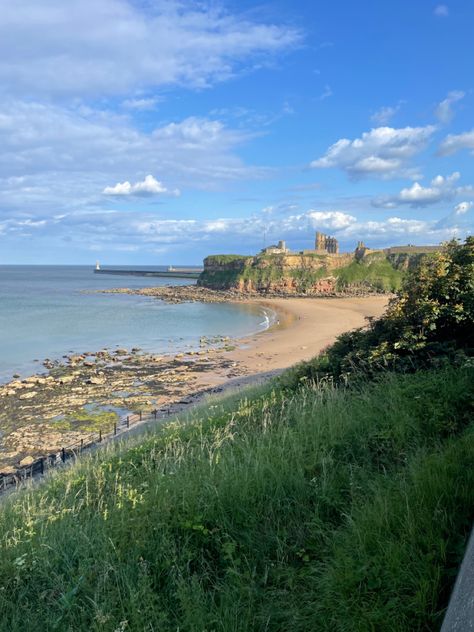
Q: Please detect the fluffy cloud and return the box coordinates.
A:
[0,0,301,98]
[435,90,464,124]
[0,102,267,213]
[305,210,355,229]
[3,203,471,261]
[103,175,179,197]
[372,172,468,208]
[311,126,435,179]
[438,129,474,156]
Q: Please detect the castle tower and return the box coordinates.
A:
[315,231,326,251]
[315,231,339,254]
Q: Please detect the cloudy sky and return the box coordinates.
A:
[1,0,473,264]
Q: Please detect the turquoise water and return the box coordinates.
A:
[0,266,271,383]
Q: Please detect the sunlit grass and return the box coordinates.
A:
[0,365,472,631]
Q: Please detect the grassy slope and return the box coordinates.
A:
[0,365,472,631]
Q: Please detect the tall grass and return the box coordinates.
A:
[0,365,472,631]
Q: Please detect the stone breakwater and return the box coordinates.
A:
[0,338,245,475]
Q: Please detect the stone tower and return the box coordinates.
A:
[315,231,339,254]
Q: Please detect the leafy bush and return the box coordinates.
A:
[281,237,474,386]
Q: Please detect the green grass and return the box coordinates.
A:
[335,259,404,292]
[0,365,472,631]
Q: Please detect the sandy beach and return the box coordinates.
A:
[195,295,390,389]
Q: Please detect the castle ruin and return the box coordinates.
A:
[314,231,339,254]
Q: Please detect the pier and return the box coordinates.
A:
[94,263,203,280]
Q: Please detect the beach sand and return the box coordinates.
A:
[195,295,390,390]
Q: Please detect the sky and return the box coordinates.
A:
[0,0,473,265]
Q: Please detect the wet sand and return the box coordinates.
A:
[195,295,390,389]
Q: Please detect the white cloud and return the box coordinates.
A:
[0,0,301,98]
[438,129,474,156]
[370,104,401,126]
[311,125,435,179]
[103,175,179,197]
[454,201,473,215]
[372,172,466,208]
[306,210,355,229]
[0,102,268,214]
[122,97,162,111]
[434,4,449,16]
[435,90,464,123]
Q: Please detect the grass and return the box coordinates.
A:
[0,364,472,631]
[335,259,404,292]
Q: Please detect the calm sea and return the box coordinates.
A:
[0,266,272,383]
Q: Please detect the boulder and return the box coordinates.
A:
[19,391,36,400]
[19,455,35,467]
[88,375,106,385]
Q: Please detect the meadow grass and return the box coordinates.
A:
[0,365,472,631]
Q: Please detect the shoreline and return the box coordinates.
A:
[0,293,389,474]
[191,295,389,391]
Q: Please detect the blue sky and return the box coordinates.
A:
[0,0,473,264]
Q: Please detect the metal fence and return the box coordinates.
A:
[0,408,164,494]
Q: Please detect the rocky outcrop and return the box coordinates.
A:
[198,249,432,296]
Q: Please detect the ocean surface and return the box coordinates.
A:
[0,266,273,383]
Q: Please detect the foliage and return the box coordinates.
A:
[0,366,472,631]
[335,258,404,292]
[203,254,249,266]
[282,237,474,386]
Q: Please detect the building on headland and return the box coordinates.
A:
[259,232,440,260]
[261,240,290,255]
[314,231,339,254]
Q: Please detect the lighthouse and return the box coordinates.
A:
[95,260,100,271]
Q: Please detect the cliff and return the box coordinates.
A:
[198,250,428,295]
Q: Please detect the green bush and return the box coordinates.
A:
[282,237,474,386]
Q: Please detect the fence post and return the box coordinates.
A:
[114,422,117,435]
[153,409,157,419]
[126,416,130,428]
[61,447,66,463]
[139,411,142,421]
[40,458,44,475]
[80,438,84,452]
[99,430,102,442]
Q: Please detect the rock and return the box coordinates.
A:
[0,465,17,476]
[88,376,106,385]
[12,373,20,379]
[115,348,128,355]
[19,391,37,400]
[19,455,35,467]
[59,375,74,384]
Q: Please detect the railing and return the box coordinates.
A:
[0,408,166,495]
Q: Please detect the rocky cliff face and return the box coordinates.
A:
[198,250,432,296]
[199,253,365,295]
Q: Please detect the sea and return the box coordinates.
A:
[0,265,274,384]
